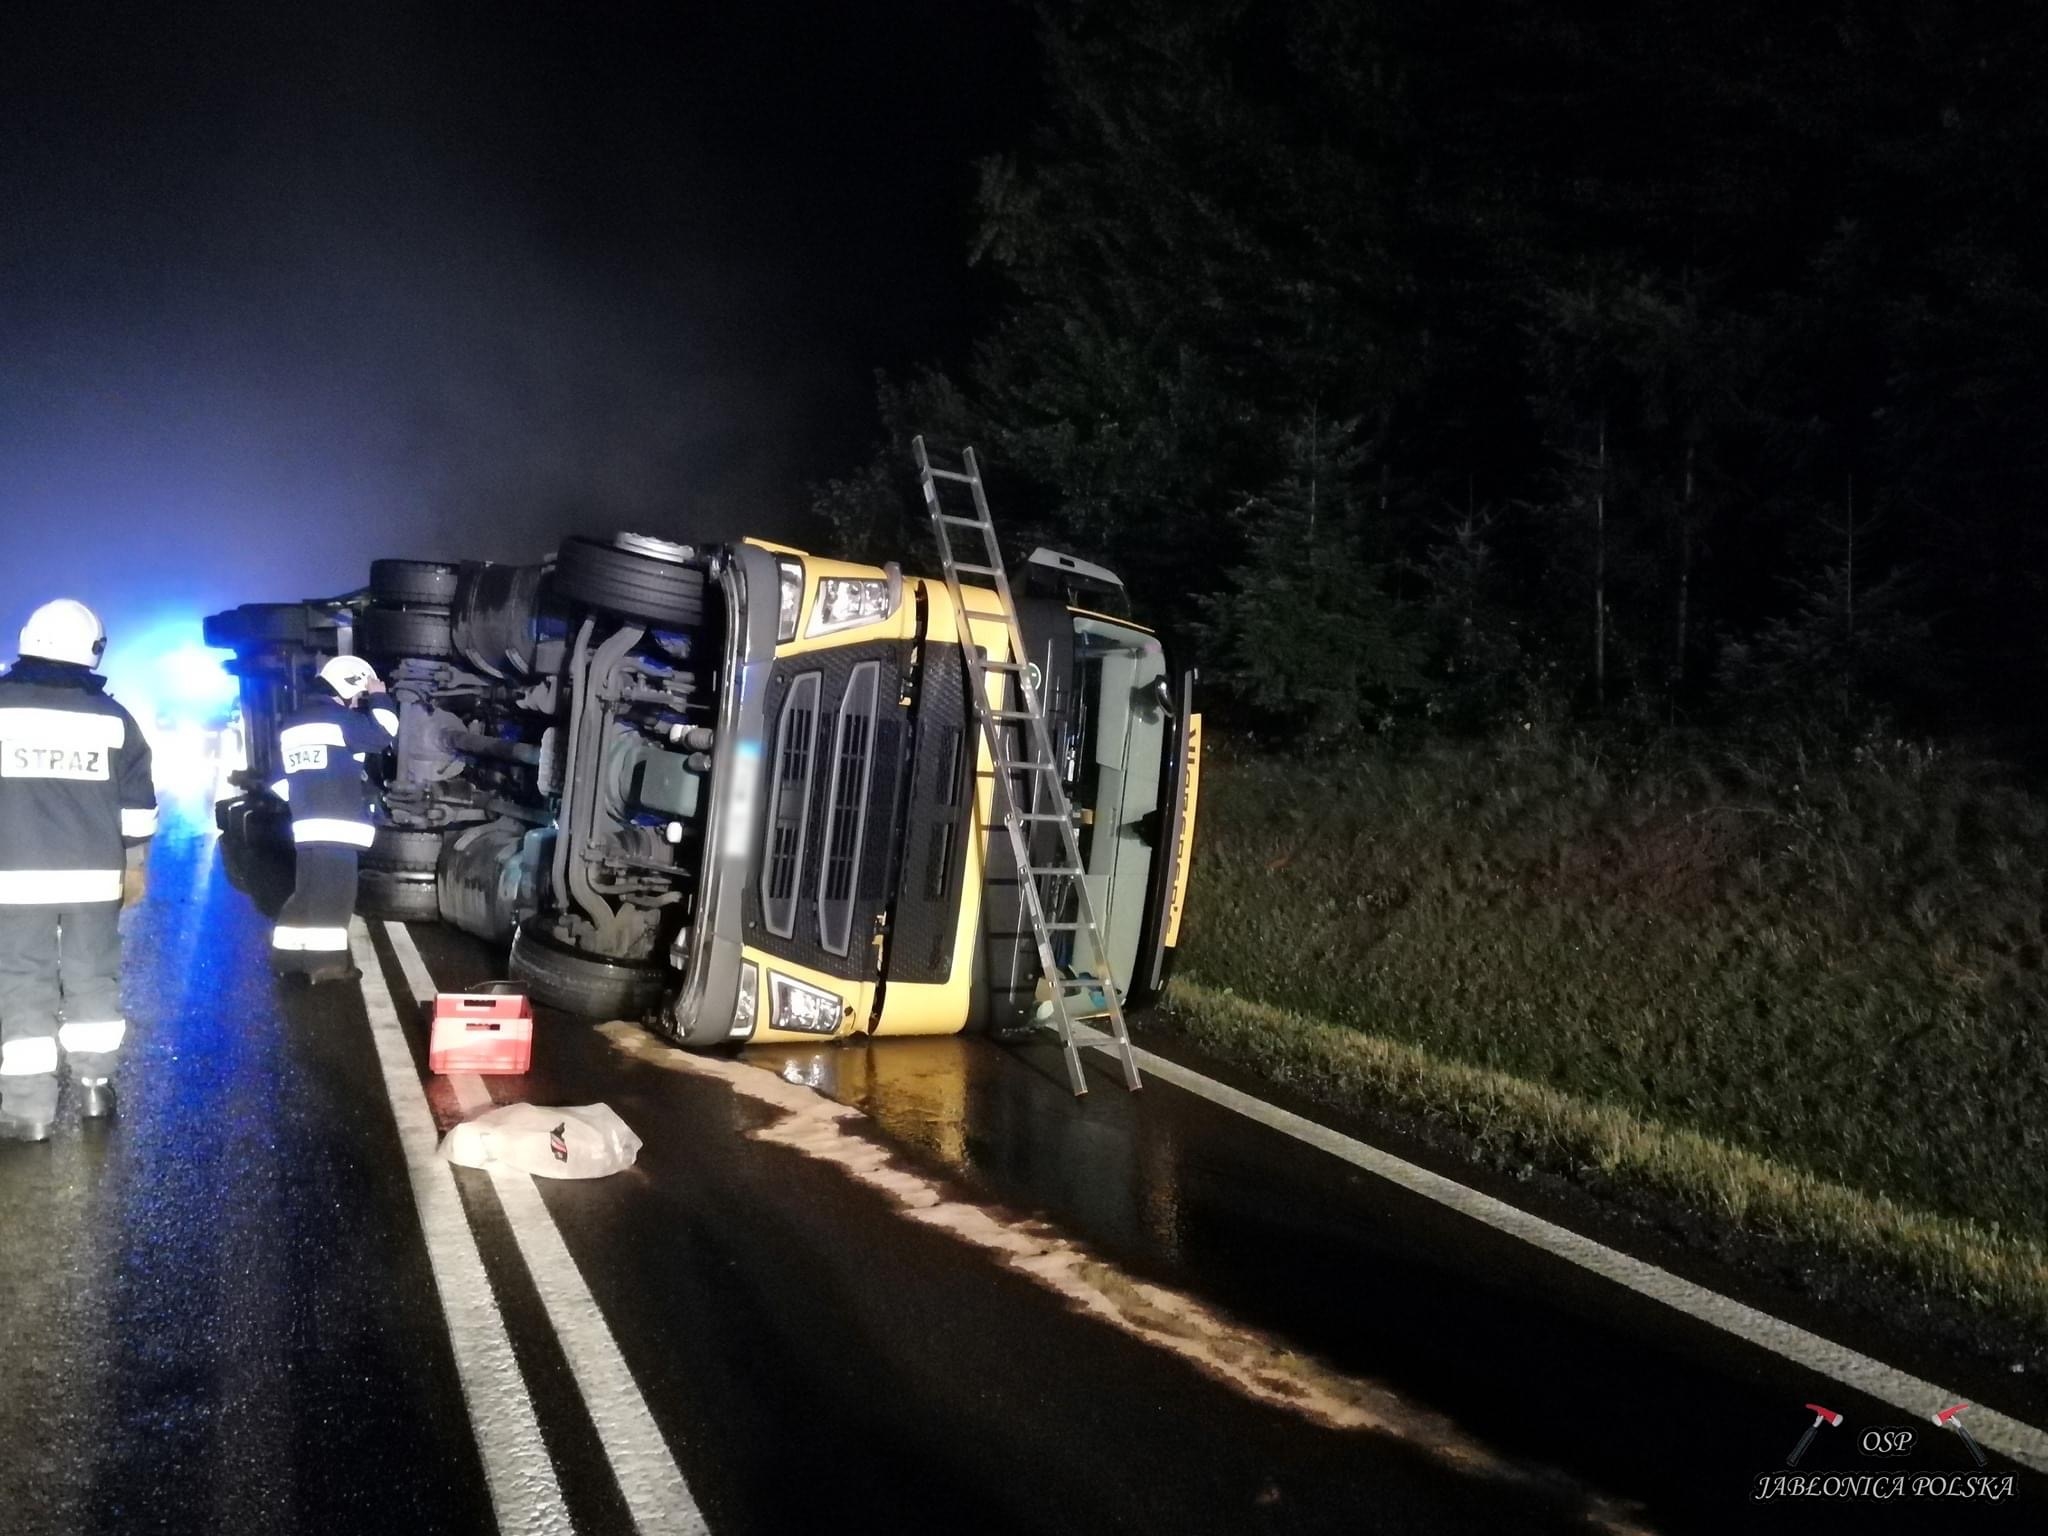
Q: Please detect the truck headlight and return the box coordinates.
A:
[730,959,759,1042]
[776,558,804,643]
[767,971,844,1035]
[807,577,895,637]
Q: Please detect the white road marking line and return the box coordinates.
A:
[347,922,572,1536]
[1078,1029,2048,1475]
[384,921,707,1536]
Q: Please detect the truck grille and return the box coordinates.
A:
[745,643,907,980]
[817,660,880,955]
[762,671,820,939]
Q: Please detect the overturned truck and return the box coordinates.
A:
[206,525,1200,1049]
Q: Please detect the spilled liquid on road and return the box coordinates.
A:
[599,1023,1655,1536]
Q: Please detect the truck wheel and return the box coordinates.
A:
[553,536,708,629]
[509,920,666,1020]
[356,605,455,661]
[369,559,460,609]
[202,609,248,650]
[357,867,441,922]
[364,825,446,874]
[453,562,544,679]
[243,800,294,853]
[237,603,311,644]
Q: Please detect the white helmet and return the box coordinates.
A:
[19,599,107,668]
[318,655,381,702]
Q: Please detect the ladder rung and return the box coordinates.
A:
[919,433,1139,1098]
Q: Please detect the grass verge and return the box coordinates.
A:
[1180,733,2048,1249]
[1164,977,2048,1335]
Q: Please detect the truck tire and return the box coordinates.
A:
[509,920,666,1020]
[237,603,311,644]
[453,562,543,679]
[219,830,293,910]
[369,559,460,609]
[242,799,294,854]
[357,866,441,922]
[553,536,708,629]
[202,610,248,650]
[364,825,446,874]
[356,605,455,661]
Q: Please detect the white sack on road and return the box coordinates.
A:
[440,1102,643,1180]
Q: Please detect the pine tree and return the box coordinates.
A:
[1203,412,1419,740]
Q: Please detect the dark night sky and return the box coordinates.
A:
[0,1,1033,674]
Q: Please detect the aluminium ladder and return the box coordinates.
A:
[914,436,1142,1096]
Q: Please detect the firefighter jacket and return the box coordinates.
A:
[273,691,397,848]
[0,656,158,905]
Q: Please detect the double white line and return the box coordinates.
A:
[350,918,706,1534]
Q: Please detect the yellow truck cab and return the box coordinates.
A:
[711,539,1201,1047]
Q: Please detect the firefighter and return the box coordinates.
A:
[0,600,157,1141]
[269,656,397,983]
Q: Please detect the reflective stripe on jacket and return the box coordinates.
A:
[276,692,394,846]
[0,657,157,904]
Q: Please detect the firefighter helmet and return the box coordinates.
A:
[18,599,107,668]
[318,655,381,702]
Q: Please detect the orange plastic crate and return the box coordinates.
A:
[428,985,534,1076]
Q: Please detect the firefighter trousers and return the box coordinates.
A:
[0,902,125,1123]
[271,844,359,975]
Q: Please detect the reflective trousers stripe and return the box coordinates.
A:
[291,818,376,848]
[58,1018,126,1054]
[280,722,348,751]
[0,868,124,904]
[122,805,159,838]
[0,1038,59,1076]
[272,924,351,952]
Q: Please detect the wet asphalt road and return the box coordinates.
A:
[0,800,2042,1535]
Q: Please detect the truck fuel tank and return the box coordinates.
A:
[439,821,549,945]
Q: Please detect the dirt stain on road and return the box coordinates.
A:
[600,1022,1654,1535]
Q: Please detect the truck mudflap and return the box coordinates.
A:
[657,541,781,1047]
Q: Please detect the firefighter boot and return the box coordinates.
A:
[79,1079,116,1121]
